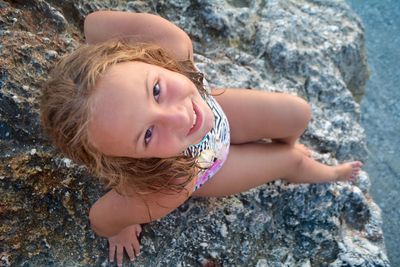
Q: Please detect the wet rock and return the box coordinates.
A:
[0,0,389,266]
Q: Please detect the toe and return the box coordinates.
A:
[351,161,363,168]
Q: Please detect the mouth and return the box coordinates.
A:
[187,101,202,136]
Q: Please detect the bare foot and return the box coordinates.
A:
[294,143,312,157]
[334,161,363,181]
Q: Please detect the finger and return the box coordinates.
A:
[125,243,136,261]
[132,235,141,256]
[117,245,124,267]
[136,225,142,237]
[109,243,116,263]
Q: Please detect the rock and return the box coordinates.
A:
[0,0,390,266]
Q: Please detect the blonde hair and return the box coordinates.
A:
[41,40,207,195]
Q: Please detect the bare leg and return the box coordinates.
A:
[213,89,312,146]
[288,155,363,184]
[214,89,314,157]
[293,143,312,157]
[192,142,362,197]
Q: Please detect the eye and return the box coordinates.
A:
[153,82,161,102]
[144,126,153,145]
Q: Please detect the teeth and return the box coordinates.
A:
[191,110,197,129]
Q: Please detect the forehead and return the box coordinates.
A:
[87,61,151,155]
[91,61,148,110]
[98,61,150,87]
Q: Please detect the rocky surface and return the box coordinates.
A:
[0,0,390,266]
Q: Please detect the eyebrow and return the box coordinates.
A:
[133,70,150,152]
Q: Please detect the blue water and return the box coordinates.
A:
[346,1,400,266]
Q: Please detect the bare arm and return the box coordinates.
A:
[84,11,193,61]
[89,180,194,237]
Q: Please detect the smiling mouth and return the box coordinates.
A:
[188,101,202,136]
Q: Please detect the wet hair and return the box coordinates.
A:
[41,40,207,195]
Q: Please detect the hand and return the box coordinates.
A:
[108,224,142,266]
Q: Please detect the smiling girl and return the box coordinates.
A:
[40,11,362,266]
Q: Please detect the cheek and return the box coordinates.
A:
[177,76,197,95]
[155,130,173,149]
[156,132,187,156]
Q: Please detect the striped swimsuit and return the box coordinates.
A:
[184,85,231,192]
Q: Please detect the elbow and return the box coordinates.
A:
[84,11,106,44]
[88,204,119,238]
[83,12,97,44]
[88,206,107,237]
[180,32,194,61]
[84,15,93,44]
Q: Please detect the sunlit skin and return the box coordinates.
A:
[88,61,214,158]
[82,11,364,266]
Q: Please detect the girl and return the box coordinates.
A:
[40,11,362,266]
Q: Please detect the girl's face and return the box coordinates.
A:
[88,61,214,158]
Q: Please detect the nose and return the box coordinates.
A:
[157,104,190,131]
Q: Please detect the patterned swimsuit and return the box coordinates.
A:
[184,84,231,192]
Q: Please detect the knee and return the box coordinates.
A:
[291,97,312,133]
[178,31,194,60]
